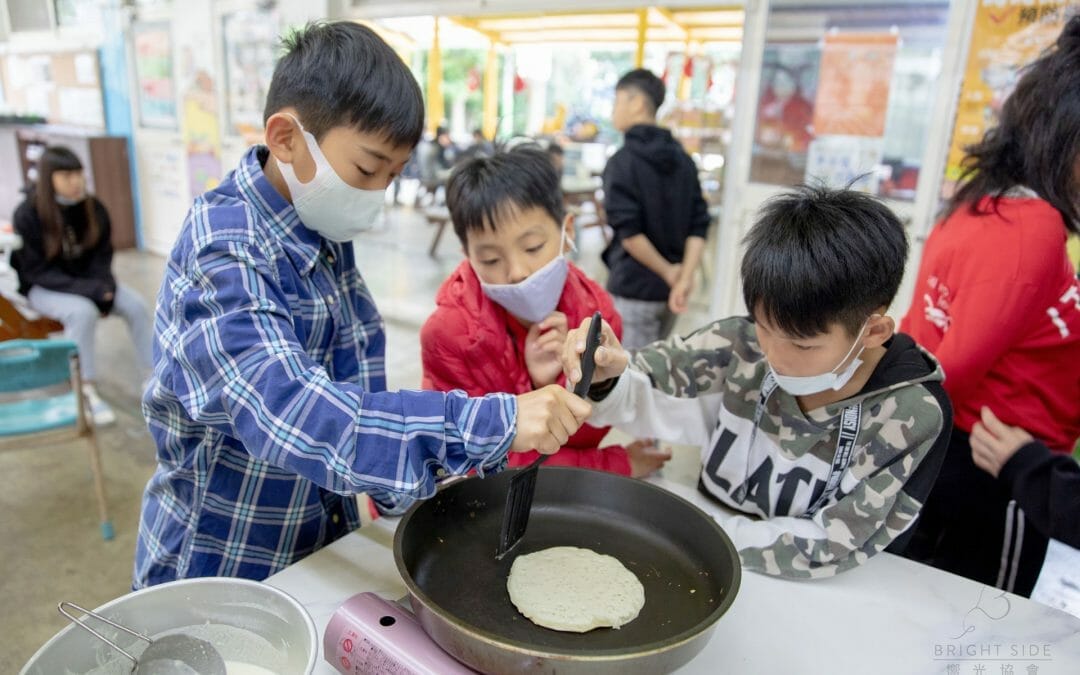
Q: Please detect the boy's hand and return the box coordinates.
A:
[663,263,683,289]
[525,311,568,388]
[562,317,629,388]
[512,385,592,455]
[971,406,1034,478]
[626,439,672,478]
[668,275,694,314]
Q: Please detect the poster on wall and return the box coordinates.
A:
[58,87,105,128]
[944,1,1077,188]
[5,55,55,118]
[804,32,897,192]
[749,44,820,186]
[811,32,898,138]
[222,10,279,143]
[132,22,178,129]
[805,135,885,194]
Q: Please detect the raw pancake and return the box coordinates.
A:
[506,546,645,632]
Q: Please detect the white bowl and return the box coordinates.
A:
[21,577,317,674]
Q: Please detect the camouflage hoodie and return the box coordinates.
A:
[590,317,952,579]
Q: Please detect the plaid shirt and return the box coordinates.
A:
[135,147,516,588]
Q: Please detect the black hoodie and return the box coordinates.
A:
[601,124,710,301]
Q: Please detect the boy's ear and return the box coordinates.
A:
[562,213,576,252]
[863,313,895,349]
[265,111,301,165]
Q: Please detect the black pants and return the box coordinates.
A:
[900,427,1048,597]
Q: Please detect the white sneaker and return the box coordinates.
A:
[82,385,117,427]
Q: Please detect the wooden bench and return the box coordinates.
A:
[0,294,63,341]
[0,230,63,340]
[564,182,611,246]
[424,206,452,258]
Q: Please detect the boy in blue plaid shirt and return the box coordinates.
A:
[135,22,590,588]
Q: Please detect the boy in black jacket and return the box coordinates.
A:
[601,68,710,350]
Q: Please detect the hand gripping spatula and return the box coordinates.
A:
[495,311,604,559]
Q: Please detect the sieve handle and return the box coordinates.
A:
[58,601,150,667]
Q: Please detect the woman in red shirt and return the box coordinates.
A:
[899,18,1080,596]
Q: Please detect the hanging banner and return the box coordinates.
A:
[175,0,223,199]
[944,1,1076,185]
[811,32,899,138]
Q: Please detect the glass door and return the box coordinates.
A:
[711,0,973,318]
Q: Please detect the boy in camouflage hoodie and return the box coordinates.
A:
[564,185,952,578]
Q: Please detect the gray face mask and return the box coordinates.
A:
[56,194,85,207]
[477,222,576,323]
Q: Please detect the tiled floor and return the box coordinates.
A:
[1,204,714,669]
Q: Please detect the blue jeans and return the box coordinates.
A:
[27,284,152,382]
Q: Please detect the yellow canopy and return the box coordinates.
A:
[376,7,744,137]
[452,6,743,49]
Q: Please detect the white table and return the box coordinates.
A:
[266,477,1080,674]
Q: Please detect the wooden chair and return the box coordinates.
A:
[0,340,113,540]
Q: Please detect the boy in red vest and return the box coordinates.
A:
[421,147,670,477]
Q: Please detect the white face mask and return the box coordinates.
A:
[275,115,385,242]
[768,317,874,396]
[478,222,575,323]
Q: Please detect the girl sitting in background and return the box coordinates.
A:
[11,145,152,425]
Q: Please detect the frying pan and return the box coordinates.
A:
[393,466,741,674]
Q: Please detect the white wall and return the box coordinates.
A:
[130,0,329,255]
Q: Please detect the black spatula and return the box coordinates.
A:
[495,311,604,559]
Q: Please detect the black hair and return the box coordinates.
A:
[446,146,566,248]
[34,146,100,260]
[264,22,424,148]
[742,184,908,338]
[615,68,665,115]
[546,143,564,157]
[947,15,1080,233]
